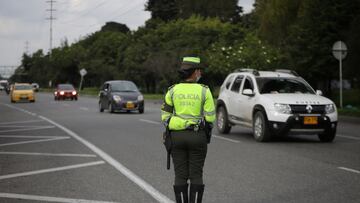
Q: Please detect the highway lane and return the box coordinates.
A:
[0,92,359,203]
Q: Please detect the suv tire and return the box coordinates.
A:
[253,111,272,142]
[216,106,231,134]
[108,102,114,113]
[318,129,336,142]
[99,102,104,112]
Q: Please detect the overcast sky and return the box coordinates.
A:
[0,0,254,70]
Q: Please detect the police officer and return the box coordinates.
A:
[161,56,215,203]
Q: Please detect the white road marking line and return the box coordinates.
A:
[62,103,70,107]
[0,120,44,125]
[0,125,55,128]
[0,151,96,158]
[0,161,105,180]
[0,135,69,139]
[2,104,37,116]
[139,119,162,125]
[338,167,360,174]
[0,137,70,147]
[0,192,119,203]
[39,115,174,203]
[212,134,240,143]
[80,107,89,111]
[0,126,55,133]
[139,119,240,144]
[338,135,360,141]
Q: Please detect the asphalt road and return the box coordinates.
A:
[0,92,359,203]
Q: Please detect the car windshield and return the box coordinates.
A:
[256,77,315,94]
[14,85,32,90]
[111,81,138,92]
[58,84,74,90]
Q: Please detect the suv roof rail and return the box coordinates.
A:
[275,69,299,76]
[234,68,260,76]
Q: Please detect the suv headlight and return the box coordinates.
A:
[113,95,122,103]
[274,103,292,114]
[325,104,335,114]
[137,95,144,101]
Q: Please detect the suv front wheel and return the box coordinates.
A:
[318,129,336,142]
[216,106,232,134]
[253,111,272,142]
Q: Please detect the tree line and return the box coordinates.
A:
[11,0,360,97]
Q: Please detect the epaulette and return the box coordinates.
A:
[168,84,176,90]
[200,84,209,89]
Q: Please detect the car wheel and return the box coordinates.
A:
[318,129,336,142]
[139,108,144,114]
[216,106,231,134]
[253,111,272,142]
[108,102,114,113]
[75,97,78,101]
[99,102,104,112]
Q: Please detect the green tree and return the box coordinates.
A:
[145,0,179,21]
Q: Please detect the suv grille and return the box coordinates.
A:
[290,105,325,114]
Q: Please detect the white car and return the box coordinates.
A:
[216,69,337,142]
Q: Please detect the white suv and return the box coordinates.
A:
[216,69,338,142]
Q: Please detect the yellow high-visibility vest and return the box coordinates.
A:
[161,83,215,131]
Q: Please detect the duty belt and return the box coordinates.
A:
[186,124,202,132]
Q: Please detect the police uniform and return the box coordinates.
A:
[161,56,215,203]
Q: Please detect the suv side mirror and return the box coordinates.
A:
[243,89,255,96]
[316,90,323,96]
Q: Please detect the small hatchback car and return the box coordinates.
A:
[10,83,35,103]
[216,69,337,142]
[98,80,144,113]
[54,84,78,100]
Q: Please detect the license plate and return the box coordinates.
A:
[126,102,135,109]
[304,116,318,125]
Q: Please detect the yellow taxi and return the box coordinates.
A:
[10,83,35,103]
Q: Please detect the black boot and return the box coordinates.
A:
[174,184,189,203]
[189,184,204,203]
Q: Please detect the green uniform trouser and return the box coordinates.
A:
[171,130,208,185]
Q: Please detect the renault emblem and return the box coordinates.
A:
[306,105,313,113]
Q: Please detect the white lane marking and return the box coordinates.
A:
[80,107,89,111]
[0,151,97,158]
[338,167,360,174]
[0,125,55,128]
[0,192,119,203]
[0,135,69,139]
[0,137,70,147]
[338,135,360,141]
[2,104,37,116]
[40,115,174,203]
[139,119,162,125]
[0,120,44,125]
[0,126,55,133]
[0,161,105,180]
[139,119,240,144]
[62,103,70,107]
[212,134,240,143]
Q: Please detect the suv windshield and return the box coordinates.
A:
[111,81,138,92]
[256,77,314,94]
